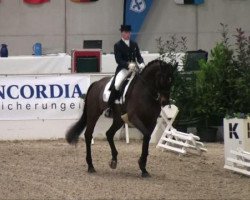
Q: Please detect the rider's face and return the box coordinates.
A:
[121,31,131,40]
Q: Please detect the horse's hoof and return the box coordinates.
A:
[141,171,151,178]
[109,160,117,169]
[88,166,96,173]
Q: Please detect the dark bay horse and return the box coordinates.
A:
[66,59,175,177]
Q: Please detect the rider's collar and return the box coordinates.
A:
[122,38,130,47]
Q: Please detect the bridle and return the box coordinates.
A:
[135,65,171,106]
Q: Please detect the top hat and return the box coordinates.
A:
[120,24,132,32]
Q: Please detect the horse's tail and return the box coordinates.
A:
[65,83,94,145]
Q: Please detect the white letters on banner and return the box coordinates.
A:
[0,75,90,120]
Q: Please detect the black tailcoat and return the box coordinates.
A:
[114,39,144,74]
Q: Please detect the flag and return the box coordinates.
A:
[123,0,153,41]
[23,0,50,4]
[71,0,98,2]
[174,0,204,5]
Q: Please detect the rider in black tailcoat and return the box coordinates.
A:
[114,34,144,74]
[108,24,145,107]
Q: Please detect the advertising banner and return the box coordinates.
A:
[0,75,90,120]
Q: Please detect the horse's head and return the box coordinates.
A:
[153,60,177,106]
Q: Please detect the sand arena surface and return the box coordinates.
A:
[0,139,249,200]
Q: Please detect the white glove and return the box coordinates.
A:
[138,62,145,69]
[128,62,136,71]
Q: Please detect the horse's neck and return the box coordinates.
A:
[140,66,158,84]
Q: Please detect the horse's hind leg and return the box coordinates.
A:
[85,113,102,173]
[106,114,124,169]
[85,126,96,173]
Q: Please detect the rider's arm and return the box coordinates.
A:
[134,42,144,65]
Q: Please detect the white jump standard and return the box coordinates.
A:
[224,117,250,176]
[155,105,207,155]
[224,148,250,176]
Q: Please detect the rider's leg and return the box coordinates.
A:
[108,88,119,107]
[114,69,130,90]
[108,69,130,107]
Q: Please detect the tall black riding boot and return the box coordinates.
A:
[108,88,119,107]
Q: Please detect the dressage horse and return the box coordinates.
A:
[66,59,176,177]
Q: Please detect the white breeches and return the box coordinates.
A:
[114,69,131,90]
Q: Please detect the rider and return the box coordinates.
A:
[108,24,145,107]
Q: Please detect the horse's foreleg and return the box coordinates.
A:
[106,116,124,169]
[139,135,151,177]
[130,115,154,177]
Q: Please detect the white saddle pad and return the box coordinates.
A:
[103,77,113,102]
